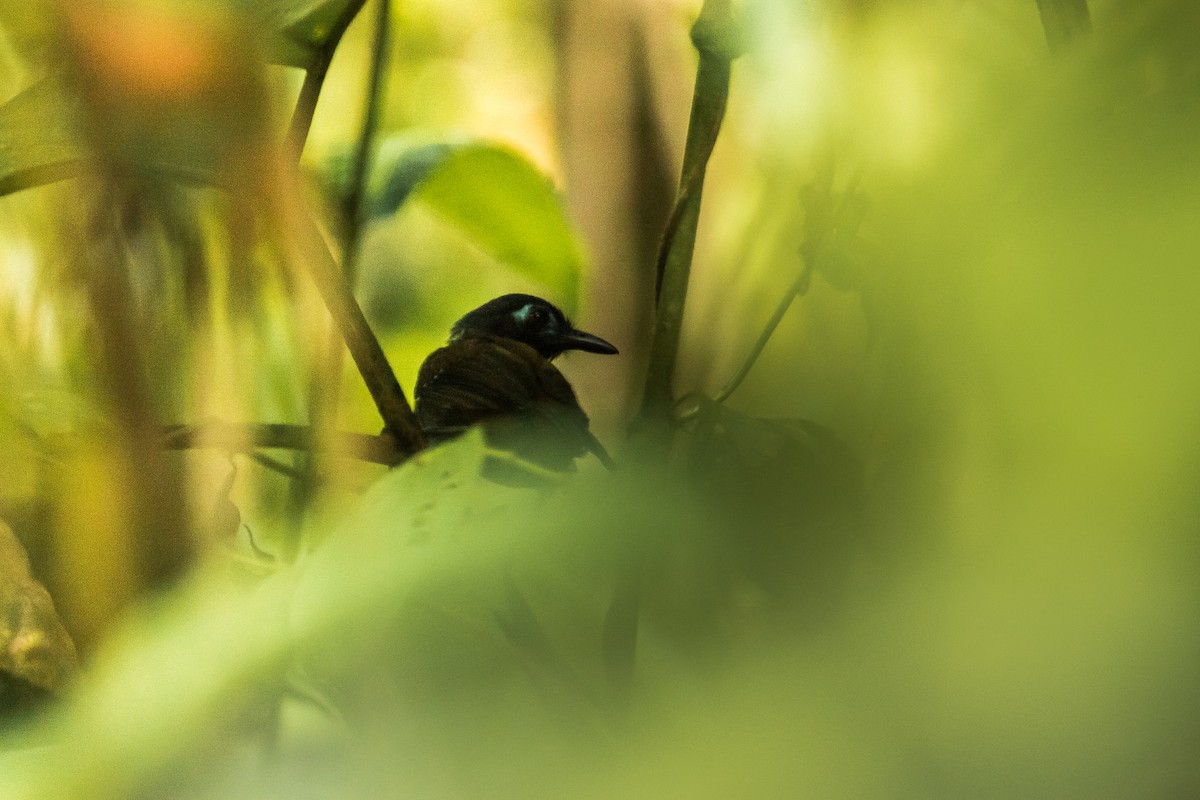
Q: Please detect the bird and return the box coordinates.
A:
[414,294,619,475]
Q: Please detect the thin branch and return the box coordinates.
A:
[341,0,391,279]
[712,165,865,406]
[287,203,425,453]
[314,0,393,427]
[712,274,807,405]
[247,452,311,480]
[162,421,403,465]
[635,0,741,447]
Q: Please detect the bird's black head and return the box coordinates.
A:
[449,294,619,360]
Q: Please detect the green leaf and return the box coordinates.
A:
[367,139,454,213]
[365,138,585,312]
[8,433,499,797]
[291,428,496,634]
[0,78,86,198]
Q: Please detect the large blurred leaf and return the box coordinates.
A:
[362,138,585,311]
[291,428,499,633]
[3,433,496,798]
[0,78,85,198]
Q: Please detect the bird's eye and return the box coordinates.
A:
[516,303,552,328]
[513,302,554,331]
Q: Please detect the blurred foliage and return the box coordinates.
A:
[1,0,1200,799]
[0,77,82,197]
[324,136,584,312]
[0,518,76,711]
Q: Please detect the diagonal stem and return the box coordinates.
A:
[713,165,865,406]
[291,204,424,453]
[313,0,393,429]
[286,0,369,161]
[713,273,806,404]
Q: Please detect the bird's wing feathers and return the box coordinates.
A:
[417,338,584,426]
[415,337,604,469]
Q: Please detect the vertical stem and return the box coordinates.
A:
[635,0,739,448]
[341,0,391,280]
[612,0,739,695]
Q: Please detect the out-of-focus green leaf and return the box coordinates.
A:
[0,78,85,198]
[367,139,454,213]
[0,10,275,198]
[360,138,584,312]
[5,432,493,798]
[291,428,496,632]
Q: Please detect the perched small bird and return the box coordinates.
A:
[414,294,619,473]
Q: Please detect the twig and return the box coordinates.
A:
[161,421,403,465]
[635,0,741,445]
[712,165,865,406]
[247,452,310,481]
[286,203,425,453]
[712,273,806,404]
[341,0,391,280]
[312,0,393,432]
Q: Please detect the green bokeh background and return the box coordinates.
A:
[2,0,1200,798]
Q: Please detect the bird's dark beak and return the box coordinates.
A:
[560,328,619,355]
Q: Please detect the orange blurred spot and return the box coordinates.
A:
[62,2,241,103]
